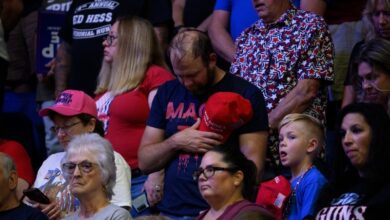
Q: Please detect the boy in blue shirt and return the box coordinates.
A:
[278,113,328,220]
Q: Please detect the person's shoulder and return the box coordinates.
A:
[294,9,328,29]
[147,65,173,76]
[224,73,263,94]
[306,166,328,185]
[156,78,183,93]
[46,152,65,161]
[106,204,131,218]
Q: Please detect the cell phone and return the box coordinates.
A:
[132,192,150,213]
[23,188,50,204]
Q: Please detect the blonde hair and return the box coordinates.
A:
[279,113,325,152]
[96,16,168,95]
[362,0,390,40]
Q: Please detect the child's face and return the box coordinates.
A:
[279,121,312,167]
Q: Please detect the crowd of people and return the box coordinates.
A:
[1,0,390,219]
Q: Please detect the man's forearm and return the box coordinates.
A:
[54,42,71,95]
[139,136,177,174]
[268,79,320,129]
[239,131,268,179]
[171,0,184,27]
[209,11,235,62]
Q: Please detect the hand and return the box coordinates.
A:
[143,171,165,206]
[45,58,56,76]
[37,59,56,84]
[39,201,61,220]
[170,118,223,153]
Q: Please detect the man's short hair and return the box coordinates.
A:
[279,113,325,154]
[167,28,214,65]
[0,153,16,179]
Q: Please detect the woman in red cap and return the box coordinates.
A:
[25,89,131,220]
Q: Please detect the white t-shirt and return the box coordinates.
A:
[33,152,131,218]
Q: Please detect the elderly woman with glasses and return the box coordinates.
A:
[194,146,273,220]
[24,90,131,220]
[61,133,131,220]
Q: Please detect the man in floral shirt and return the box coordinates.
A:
[231,0,334,171]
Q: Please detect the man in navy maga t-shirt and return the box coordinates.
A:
[138,29,269,218]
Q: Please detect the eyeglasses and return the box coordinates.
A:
[62,161,98,175]
[51,121,81,134]
[192,165,238,181]
[103,34,118,46]
[372,10,390,18]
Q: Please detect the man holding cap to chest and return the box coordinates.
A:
[138,29,269,219]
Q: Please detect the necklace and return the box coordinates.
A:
[282,165,314,220]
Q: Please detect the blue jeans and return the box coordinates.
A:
[159,213,197,220]
[130,175,152,217]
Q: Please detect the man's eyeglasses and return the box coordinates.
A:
[62,161,98,175]
[103,34,118,46]
[192,165,238,181]
[51,121,81,134]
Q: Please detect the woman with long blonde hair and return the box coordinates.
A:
[95,16,174,217]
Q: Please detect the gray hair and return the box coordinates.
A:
[0,152,16,178]
[61,133,116,199]
[362,0,390,40]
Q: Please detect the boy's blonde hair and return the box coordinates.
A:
[279,113,325,156]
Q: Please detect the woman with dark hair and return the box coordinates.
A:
[316,103,390,219]
[25,90,131,219]
[194,146,273,220]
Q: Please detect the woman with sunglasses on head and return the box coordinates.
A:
[95,16,173,217]
[194,146,273,220]
[25,90,131,220]
[61,133,131,220]
[315,103,390,219]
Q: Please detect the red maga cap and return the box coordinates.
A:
[39,90,97,117]
[199,92,253,142]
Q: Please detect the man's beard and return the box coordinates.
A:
[191,67,216,96]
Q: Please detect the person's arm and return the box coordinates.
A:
[341,85,355,108]
[239,131,268,178]
[154,26,169,52]
[300,0,327,16]
[268,79,321,129]
[0,0,23,33]
[16,178,29,200]
[138,119,223,174]
[54,41,71,96]
[197,15,212,32]
[143,170,164,206]
[208,10,235,62]
[172,0,185,28]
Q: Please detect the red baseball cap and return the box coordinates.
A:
[256,175,292,220]
[199,92,253,142]
[39,90,97,117]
